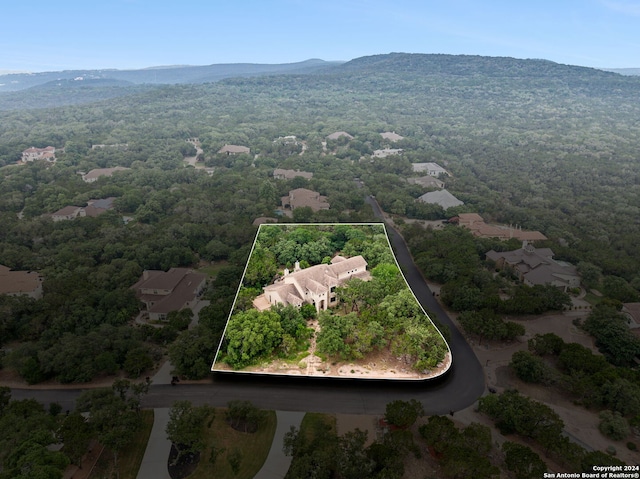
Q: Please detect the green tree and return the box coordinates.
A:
[76,386,142,479]
[502,441,547,479]
[169,325,219,379]
[57,412,92,466]
[166,400,211,464]
[226,400,265,433]
[384,399,424,428]
[510,350,553,384]
[598,410,630,440]
[224,309,284,368]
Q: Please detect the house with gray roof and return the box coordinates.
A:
[412,162,449,177]
[82,167,130,183]
[131,268,207,321]
[407,176,445,189]
[417,189,463,209]
[380,131,404,142]
[327,131,353,141]
[255,255,370,312]
[486,242,580,292]
[218,144,250,155]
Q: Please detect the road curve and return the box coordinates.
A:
[10,200,485,415]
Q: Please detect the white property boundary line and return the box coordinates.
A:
[211,222,452,381]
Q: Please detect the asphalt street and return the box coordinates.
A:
[10,198,486,415]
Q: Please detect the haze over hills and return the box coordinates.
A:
[0,59,342,92]
[2,53,639,112]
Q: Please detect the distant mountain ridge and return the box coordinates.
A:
[0,59,342,92]
[2,53,639,111]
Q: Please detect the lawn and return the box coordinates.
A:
[189,408,277,479]
[197,260,229,278]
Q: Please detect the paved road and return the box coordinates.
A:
[10,199,485,415]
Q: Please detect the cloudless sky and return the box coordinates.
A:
[1,0,639,72]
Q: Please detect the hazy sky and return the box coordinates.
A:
[2,0,639,72]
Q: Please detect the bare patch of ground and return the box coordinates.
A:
[447,306,639,466]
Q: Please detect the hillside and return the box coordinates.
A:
[0,58,341,92]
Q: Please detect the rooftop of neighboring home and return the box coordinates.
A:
[218,144,250,155]
[0,264,43,299]
[273,168,313,180]
[622,303,640,328]
[82,167,130,183]
[407,176,445,189]
[51,197,116,220]
[327,131,353,140]
[417,189,463,209]
[22,146,56,162]
[372,148,403,158]
[412,162,449,176]
[282,188,329,211]
[486,242,580,290]
[380,131,404,142]
[131,268,207,316]
[455,213,547,241]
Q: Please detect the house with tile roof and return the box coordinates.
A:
[281,188,329,212]
[22,146,56,163]
[254,255,370,312]
[486,242,580,291]
[0,265,43,299]
[131,268,207,321]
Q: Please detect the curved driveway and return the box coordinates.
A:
[10,199,485,415]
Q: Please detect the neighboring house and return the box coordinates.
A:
[327,131,353,141]
[51,206,83,222]
[82,167,130,183]
[407,176,445,189]
[255,255,370,312]
[0,264,43,299]
[486,242,580,292]
[417,189,463,209]
[83,197,116,217]
[91,143,128,150]
[218,144,250,155]
[412,162,449,177]
[282,188,329,212]
[273,135,300,145]
[622,303,640,329]
[131,268,207,321]
[455,213,547,241]
[380,131,404,142]
[51,197,116,221]
[273,168,313,180]
[372,148,403,158]
[22,146,56,163]
[252,217,278,226]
